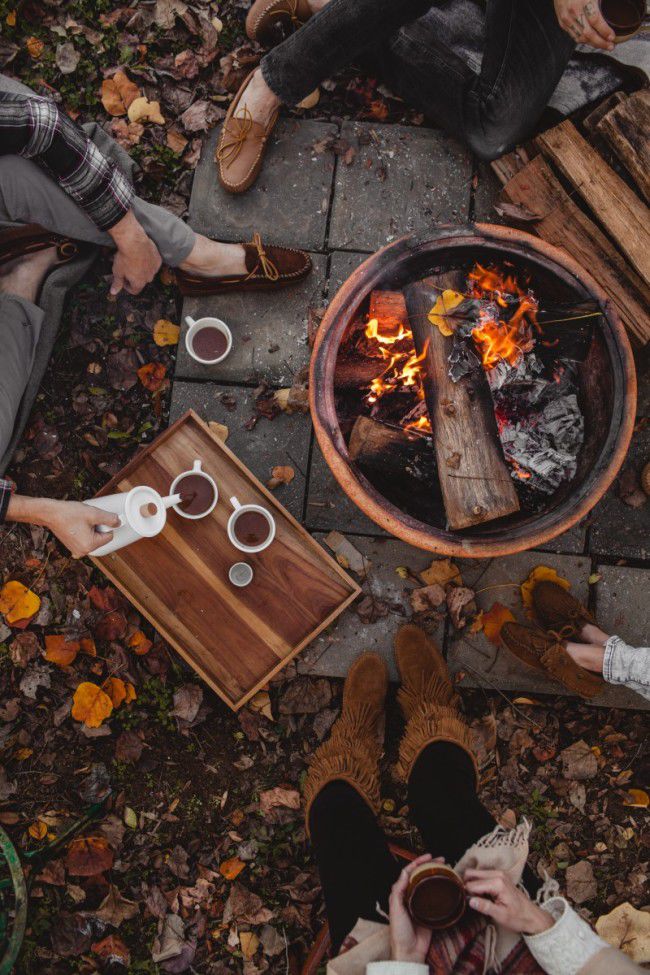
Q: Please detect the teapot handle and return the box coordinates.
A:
[96,514,124,535]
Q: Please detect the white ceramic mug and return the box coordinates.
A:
[227,496,276,554]
[185,315,232,365]
[170,459,218,520]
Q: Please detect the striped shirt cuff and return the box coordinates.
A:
[0,478,14,524]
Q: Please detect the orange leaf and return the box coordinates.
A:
[92,935,130,966]
[26,36,44,58]
[102,677,136,708]
[153,319,180,347]
[219,856,246,880]
[28,820,47,841]
[623,788,649,808]
[71,682,113,728]
[482,602,515,645]
[137,362,167,391]
[66,835,113,876]
[0,581,41,625]
[100,70,140,116]
[128,630,152,655]
[520,565,571,617]
[44,634,80,667]
[80,637,97,657]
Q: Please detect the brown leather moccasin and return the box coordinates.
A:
[0,223,81,269]
[216,70,279,194]
[501,622,604,700]
[174,233,311,296]
[246,0,312,45]
[532,581,595,639]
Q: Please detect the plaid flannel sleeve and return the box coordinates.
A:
[0,91,135,231]
[0,478,14,524]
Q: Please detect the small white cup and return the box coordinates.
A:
[170,459,218,520]
[185,315,232,365]
[227,496,276,554]
[229,562,254,587]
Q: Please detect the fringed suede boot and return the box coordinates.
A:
[303,652,388,834]
[394,624,478,785]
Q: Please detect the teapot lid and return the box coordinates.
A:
[124,486,166,537]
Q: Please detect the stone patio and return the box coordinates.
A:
[171,117,649,710]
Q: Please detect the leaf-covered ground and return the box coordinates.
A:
[0,1,648,972]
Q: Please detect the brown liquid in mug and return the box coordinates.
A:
[234,510,270,547]
[410,876,464,926]
[177,473,215,515]
[192,326,228,361]
[600,0,643,33]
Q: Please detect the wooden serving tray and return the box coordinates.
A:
[92,410,360,710]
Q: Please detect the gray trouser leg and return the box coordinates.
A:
[0,295,43,460]
[0,155,196,267]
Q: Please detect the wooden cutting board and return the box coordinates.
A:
[91,410,360,710]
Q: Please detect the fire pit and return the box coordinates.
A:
[310,224,636,557]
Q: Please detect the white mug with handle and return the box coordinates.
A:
[227,496,276,554]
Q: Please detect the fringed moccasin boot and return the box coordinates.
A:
[303,652,388,834]
[393,624,478,785]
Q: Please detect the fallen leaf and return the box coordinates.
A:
[560,739,597,780]
[66,836,113,876]
[153,319,180,347]
[410,584,445,615]
[170,684,203,723]
[596,902,650,962]
[29,819,47,840]
[10,631,40,667]
[419,558,462,588]
[248,690,273,720]
[279,678,331,715]
[127,630,152,655]
[0,581,40,625]
[520,565,570,616]
[45,634,80,667]
[623,788,649,808]
[565,860,597,904]
[446,586,476,629]
[26,36,44,58]
[297,88,319,109]
[101,70,140,116]
[259,787,301,817]
[208,420,229,441]
[138,362,167,392]
[72,682,113,728]
[323,531,370,576]
[127,95,165,125]
[240,930,260,960]
[93,884,138,926]
[92,934,130,966]
[482,602,515,644]
[115,730,143,763]
[166,127,188,153]
[96,610,127,641]
[223,883,274,925]
[220,857,246,881]
[267,465,295,489]
[102,677,136,708]
[56,41,80,75]
[428,290,465,336]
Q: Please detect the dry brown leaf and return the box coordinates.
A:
[240,931,260,960]
[565,860,597,904]
[446,586,475,629]
[409,584,445,615]
[259,787,301,817]
[166,127,189,154]
[419,558,462,588]
[127,95,165,125]
[595,902,650,962]
[66,835,113,876]
[101,70,140,116]
[267,465,295,489]
[94,884,139,926]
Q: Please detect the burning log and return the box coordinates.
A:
[334,355,385,391]
[368,290,408,336]
[348,416,441,523]
[404,273,520,530]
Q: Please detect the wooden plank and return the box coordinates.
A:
[536,119,650,287]
[368,290,408,335]
[595,90,650,205]
[403,274,520,530]
[501,155,650,345]
[490,145,532,187]
[92,410,360,710]
[582,91,626,134]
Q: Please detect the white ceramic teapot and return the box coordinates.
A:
[85,485,182,557]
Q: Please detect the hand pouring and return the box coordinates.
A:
[86,486,182,557]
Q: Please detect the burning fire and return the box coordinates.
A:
[362,314,432,433]
[468,263,538,372]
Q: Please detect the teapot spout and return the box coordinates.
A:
[162,493,182,509]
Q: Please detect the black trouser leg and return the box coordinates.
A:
[408,741,539,896]
[309,781,400,954]
[261,0,434,105]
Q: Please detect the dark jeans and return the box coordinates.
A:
[309,741,539,954]
[262,0,575,160]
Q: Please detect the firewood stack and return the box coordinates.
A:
[491,89,650,347]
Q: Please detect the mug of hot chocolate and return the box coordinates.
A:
[405,862,466,930]
[600,0,645,40]
[227,497,276,554]
[170,460,219,520]
[185,315,233,365]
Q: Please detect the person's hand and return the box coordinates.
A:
[554,0,615,50]
[389,854,440,963]
[463,869,554,935]
[108,210,162,295]
[43,500,121,558]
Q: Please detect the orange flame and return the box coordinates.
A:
[468,264,537,371]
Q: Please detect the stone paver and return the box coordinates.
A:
[472,160,504,223]
[589,420,649,562]
[305,435,388,535]
[175,254,327,386]
[595,564,650,649]
[534,520,587,556]
[329,123,473,252]
[446,552,646,708]
[169,381,311,521]
[299,534,444,680]
[190,120,338,250]
[327,250,369,299]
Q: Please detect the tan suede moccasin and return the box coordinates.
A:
[216,70,279,194]
[246,0,313,46]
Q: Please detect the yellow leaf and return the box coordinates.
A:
[101,70,140,116]
[428,289,465,336]
[45,634,80,667]
[26,36,44,59]
[219,856,246,880]
[29,820,47,840]
[520,565,571,616]
[153,319,180,347]
[208,421,229,442]
[512,696,542,705]
[623,788,649,808]
[419,558,462,588]
[395,566,409,579]
[127,96,165,125]
[0,581,41,625]
[482,602,515,644]
[128,630,152,655]
[15,747,32,761]
[71,682,113,728]
[6,10,16,26]
[240,931,259,960]
[596,902,650,963]
[248,690,273,721]
[297,88,320,110]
